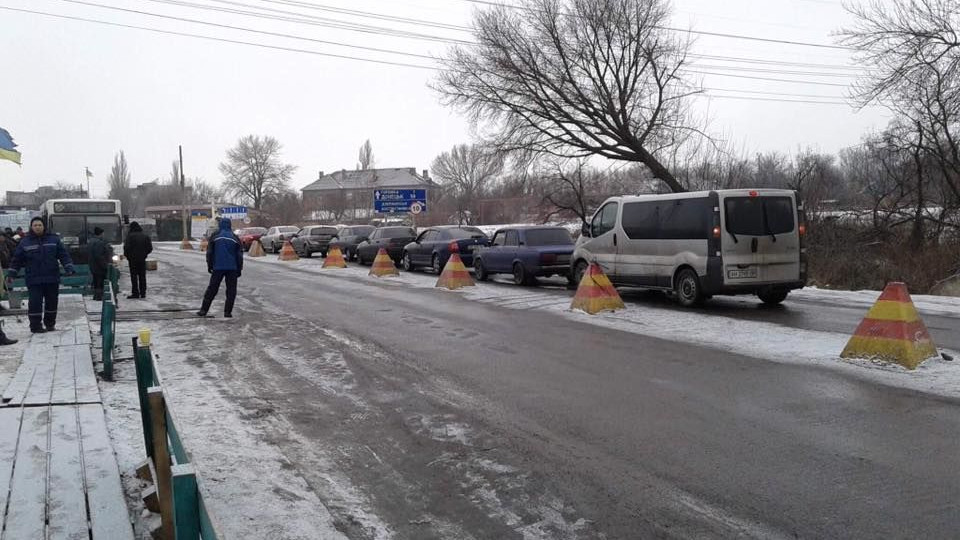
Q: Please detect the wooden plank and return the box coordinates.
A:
[0,407,23,524]
[23,343,57,406]
[49,346,78,405]
[72,345,100,405]
[3,341,53,405]
[171,464,200,540]
[47,405,89,540]
[149,388,174,540]
[77,404,135,540]
[3,407,49,539]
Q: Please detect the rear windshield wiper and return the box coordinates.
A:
[761,200,777,242]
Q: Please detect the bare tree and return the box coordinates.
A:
[432,144,505,224]
[190,179,224,204]
[219,135,296,210]
[357,139,375,171]
[435,0,703,193]
[538,160,606,225]
[107,150,134,214]
[262,190,305,225]
[168,161,181,187]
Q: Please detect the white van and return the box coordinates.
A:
[570,189,807,306]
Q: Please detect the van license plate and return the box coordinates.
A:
[728,268,758,279]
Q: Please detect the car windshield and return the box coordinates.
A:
[381,227,415,238]
[446,227,487,240]
[725,196,795,236]
[525,228,573,246]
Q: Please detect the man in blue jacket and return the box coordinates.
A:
[8,217,75,333]
[197,217,243,318]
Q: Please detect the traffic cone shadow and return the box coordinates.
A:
[570,262,625,314]
[369,248,399,277]
[840,282,939,369]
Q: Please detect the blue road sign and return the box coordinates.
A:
[373,189,427,213]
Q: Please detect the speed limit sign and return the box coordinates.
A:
[409,202,423,215]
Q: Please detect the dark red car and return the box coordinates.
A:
[237,227,267,251]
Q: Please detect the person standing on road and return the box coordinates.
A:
[87,227,113,301]
[7,216,75,333]
[197,217,243,318]
[123,221,152,299]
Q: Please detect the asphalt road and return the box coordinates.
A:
[154,248,960,539]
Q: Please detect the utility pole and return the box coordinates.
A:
[179,145,193,250]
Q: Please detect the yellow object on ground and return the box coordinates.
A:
[570,263,625,314]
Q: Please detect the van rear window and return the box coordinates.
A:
[724,196,795,236]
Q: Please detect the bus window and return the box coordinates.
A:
[88,216,123,243]
[49,215,86,245]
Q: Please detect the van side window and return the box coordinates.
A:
[621,201,658,239]
[592,202,619,237]
[660,198,710,239]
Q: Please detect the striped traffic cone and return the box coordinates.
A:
[278,240,300,261]
[369,248,399,277]
[570,262,625,314]
[323,246,348,269]
[248,240,265,257]
[199,237,208,252]
[840,282,939,369]
[436,252,474,290]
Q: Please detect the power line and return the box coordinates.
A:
[703,94,850,105]
[458,0,852,50]
[691,70,850,87]
[0,5,436,69]
[54,0,438,60]
[221,0,473,32]
[705,87,847,100]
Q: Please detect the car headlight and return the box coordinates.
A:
[112,255,120,262]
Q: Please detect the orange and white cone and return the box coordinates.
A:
[248,240,265,257]
[436,253,474,289]
[570,262,625,314]
[278,239,300,261]
[323,246,348,269]
[199,237,208,252]
[369,248,399,277]
[840,282,939,369]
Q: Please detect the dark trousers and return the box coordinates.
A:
[28,283,59,330]
[129,260,147,297]
[201,270,238,315]
[92,270,106,300]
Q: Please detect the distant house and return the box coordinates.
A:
[301,167,438,223]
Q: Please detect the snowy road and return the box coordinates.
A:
[123,247,960,539]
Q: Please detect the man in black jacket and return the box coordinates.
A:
[123,222,152,299]
[87,227,113,301]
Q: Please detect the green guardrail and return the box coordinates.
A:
[135,341,221,540]
[2,264,94,308]
[100,267,119,381]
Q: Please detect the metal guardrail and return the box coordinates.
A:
[100,267,119,381]
[135,340,221,540]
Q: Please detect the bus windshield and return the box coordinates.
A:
[48,215,122,245]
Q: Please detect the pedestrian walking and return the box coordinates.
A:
[87,227,113,301]
[197,217,243,318]
[123,221,152,299]
[7,217,75,333]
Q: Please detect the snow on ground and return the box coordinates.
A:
[93,268,348,540]
[190,247,960,400]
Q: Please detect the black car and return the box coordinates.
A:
[356,226,417,265]
[401,226,489,273]
[329,225,376,261]
[290,225,339,258]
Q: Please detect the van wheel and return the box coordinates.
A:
[475,259,489,281]
[758,288,789,305]
[675,269,704,307]
[572,260,588,287]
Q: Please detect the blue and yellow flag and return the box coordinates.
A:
[0,127,21,165]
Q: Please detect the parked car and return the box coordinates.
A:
[356,226,417,265]
[328,225,376,261]
[290,225,339,258]
[474,226,575,285]
[571,189,806,306]
[401,226,489,273]
[261,226,300,253]
[236,227,267,251]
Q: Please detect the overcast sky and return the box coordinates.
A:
[0,0,888,200]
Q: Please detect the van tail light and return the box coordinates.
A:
[448,241,460,253]
[749,190,759,198]
[798,224,806,237]
[540,253,557,264]
[712,226,721,239]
